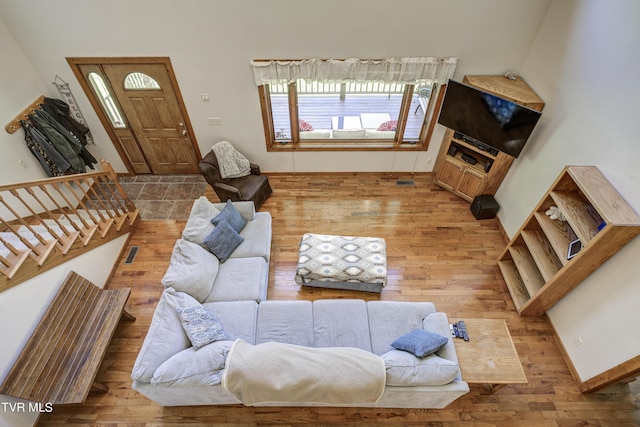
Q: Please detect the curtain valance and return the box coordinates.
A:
[250,57,458,86]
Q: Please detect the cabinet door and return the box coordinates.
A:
[458,168,486,201]
[436,157,463,191]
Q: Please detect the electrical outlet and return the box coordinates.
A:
[573,336,584,347]
[18,159,27,169]
[426,158,433,165]
[208,117,222,125]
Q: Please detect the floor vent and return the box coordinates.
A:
[396,180,415,186]
[124,246,139,265]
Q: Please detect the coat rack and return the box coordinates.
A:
[5,95,45,134]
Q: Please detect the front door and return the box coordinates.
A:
[69,58,201,174]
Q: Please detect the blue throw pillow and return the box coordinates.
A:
[391,329,448,358]
[211,200,247,233]
[202,220,244,263]
[176,306,227,350]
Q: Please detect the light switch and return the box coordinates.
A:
[208,117,222,125]
[200,93,210,102]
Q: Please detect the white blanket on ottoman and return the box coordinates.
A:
[222,339,386,406]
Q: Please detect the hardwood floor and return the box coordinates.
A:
[38,173,640,426]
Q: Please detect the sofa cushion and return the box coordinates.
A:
[313,299,372,352]
[256,300,313,346]
[131,289,200,382]
[366,301,437,355]
[207,257,269,303]
[177,306,228,350]
[151,340,233,386]
[182,196,220,245]
[203,301,259,343]
[211,199,247,233]
[231,212,272,262]
[299,130,331,139]
[203,220,244,263]
[332,129,366,139]
[161,239,219,302]
[382,350,460,386]
[391,329,448,357]
[366,130,396,139]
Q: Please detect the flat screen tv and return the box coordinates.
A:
[437,79,542,158]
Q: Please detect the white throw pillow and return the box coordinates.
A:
[151,340,234,386]
[382,350,460,386]
[182,196,220,245]
[161,239,220,302]
[131,288,201,382]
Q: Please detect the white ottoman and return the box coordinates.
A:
[294,233,387,293]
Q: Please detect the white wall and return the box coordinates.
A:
[0,0,551,174]
[498,0,640,381]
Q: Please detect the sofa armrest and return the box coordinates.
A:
[249,163,261,175]
[213,182,242,199]
[423,312,459,364]
[212,200,256,221]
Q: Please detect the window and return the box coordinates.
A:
[87,72,126,128]
[252,57,457,151]
[124,72,161,90]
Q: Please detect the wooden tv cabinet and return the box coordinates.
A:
[433,75,544,202]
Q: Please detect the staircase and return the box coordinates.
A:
[0,159,139,291]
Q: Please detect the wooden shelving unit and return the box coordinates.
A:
[433,75,544,202]
[498,166,640,316]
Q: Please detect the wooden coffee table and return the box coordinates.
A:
[451,318,527,391]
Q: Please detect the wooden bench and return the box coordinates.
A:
[0,271,134,404]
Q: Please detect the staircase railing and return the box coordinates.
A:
[0,159,138,289]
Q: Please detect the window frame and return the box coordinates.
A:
[258,80,446,152]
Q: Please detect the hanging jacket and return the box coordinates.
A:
[21,122,71,176]
[29,113,85,173]
[42,97,90,146]
[33,109,97,170]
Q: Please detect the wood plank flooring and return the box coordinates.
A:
[38,173,640,426]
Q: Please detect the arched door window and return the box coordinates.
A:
[87,72,126,128]
[124,72,161,90]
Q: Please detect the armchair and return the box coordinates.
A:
[199,150,272,210]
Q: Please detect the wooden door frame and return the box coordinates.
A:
[66,57,201,175]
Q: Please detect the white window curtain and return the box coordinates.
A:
[251,57,458,86]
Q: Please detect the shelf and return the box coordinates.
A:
[533,212,571,266]
[446,146,489,175]
[497,259,529,310]
[550,190,602,245]
[521,228,562,282]
[450,137,498,160]
[498,166,640,316]
[508,244,544,297]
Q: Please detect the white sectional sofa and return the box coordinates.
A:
[132,291,469,408]
[131,197,469,408]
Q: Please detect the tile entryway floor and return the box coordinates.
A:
[118,175,207,220]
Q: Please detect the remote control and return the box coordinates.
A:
[457,320,469,341]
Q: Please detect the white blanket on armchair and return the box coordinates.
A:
[211,141,251,179]
[221,339,386,406]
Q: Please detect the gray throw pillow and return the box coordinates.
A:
[202,220,244,263]
[211,200,247,233]
[176,306,227,350]
[391,329,448,358]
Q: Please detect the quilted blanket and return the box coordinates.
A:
[211,141,251,179]
[221,339,386,406]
